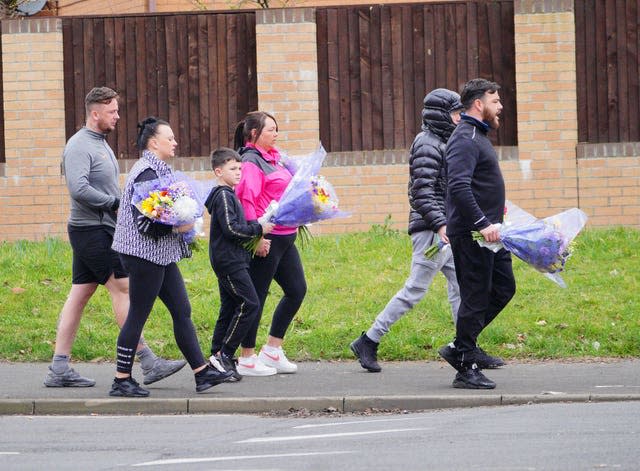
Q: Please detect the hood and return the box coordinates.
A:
[205,184,227,214]
[421,88,463,140]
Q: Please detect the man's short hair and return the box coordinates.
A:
[211,147,241,170]
[460,78,500,110]
[85,87,118,115]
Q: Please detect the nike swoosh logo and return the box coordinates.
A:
[239,362,255,369]
[262,352,280,362]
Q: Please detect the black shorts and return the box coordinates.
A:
[68,225,128,285]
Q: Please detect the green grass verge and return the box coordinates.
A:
[0,226,638,362]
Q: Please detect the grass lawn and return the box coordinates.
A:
[0,226,638,362]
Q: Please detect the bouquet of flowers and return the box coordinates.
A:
[424,234,450,259]
[472,202,588,287]
[244,145,349,253]
[266,146,348,226]
[131,171,214,247]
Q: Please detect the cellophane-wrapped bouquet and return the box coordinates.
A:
[131,171,215,246]
[245,145,349,253]
[473,201,588,287]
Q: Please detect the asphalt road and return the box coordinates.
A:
[2,401,639,470]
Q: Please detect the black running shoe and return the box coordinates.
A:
[195,364,234,393]
[452,365,496,389]
[109,377,150,397]
[218,353,243,382]
[475,347,506,369]
[438,343,463,372]
[350,332,381,372]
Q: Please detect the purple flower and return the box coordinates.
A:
[267,146,348,227]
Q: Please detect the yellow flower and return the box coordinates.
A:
[141,198,156,215]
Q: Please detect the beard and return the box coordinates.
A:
[483,107,501,129]
[98,122,115,134]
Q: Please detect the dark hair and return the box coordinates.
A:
[136,116,170,150]
[232,111,278,150]
[211,147,241,170]
[84,87,118,115]
[460,78,501,110]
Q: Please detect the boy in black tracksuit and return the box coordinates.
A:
[205,147,274,380]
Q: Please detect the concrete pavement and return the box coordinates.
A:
[2,359,639,415]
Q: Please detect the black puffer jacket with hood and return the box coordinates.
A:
[407,88,463,235]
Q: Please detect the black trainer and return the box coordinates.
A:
[452,365,496,389]
[109,377,150,397]
[195,364,234,393]
[475,347,506,369]
[438,343,463,372]
[350,332,381,372]
[218,353,242,382]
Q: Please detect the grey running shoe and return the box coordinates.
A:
[142,358,187,385]
[44,366,96,387]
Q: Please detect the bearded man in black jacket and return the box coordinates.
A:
[438,78,516,389]
[350,88,463,372]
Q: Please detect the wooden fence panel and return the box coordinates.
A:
[575,0,640,143]
[316,0,517,153]
[62,11,257,159]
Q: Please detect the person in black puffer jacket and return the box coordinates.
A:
[350,88,463,373]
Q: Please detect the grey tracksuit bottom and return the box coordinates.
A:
[366,230,460,343]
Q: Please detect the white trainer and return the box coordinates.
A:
[258,347,298,374]
[236,354,277,377]
[208,355,226,373]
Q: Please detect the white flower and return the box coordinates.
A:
[171,196,198,223]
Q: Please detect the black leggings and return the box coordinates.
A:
[116,254,205,374]
[241,233,307,349]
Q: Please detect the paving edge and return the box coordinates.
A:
[2,394,640,415]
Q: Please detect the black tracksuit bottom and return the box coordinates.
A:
[449,235,516,365]
[211,268,261,357]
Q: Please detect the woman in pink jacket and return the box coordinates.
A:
[232,111,306,376]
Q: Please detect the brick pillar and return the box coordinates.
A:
[255,8,320,155]
[0,18,67,240]
[513,0,578,214]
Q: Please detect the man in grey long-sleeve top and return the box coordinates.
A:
[44,87,186,388]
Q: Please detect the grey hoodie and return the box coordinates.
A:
[62,127,120,229]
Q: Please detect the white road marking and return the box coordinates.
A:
[294,416,427,429]
[237,427,430,443]
[0,452,20,455]
[132,451,354,467]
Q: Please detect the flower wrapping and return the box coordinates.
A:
[131,171,215,244]
[473,201,588,287]
[267,145,349,227]
[243,146,348,254]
